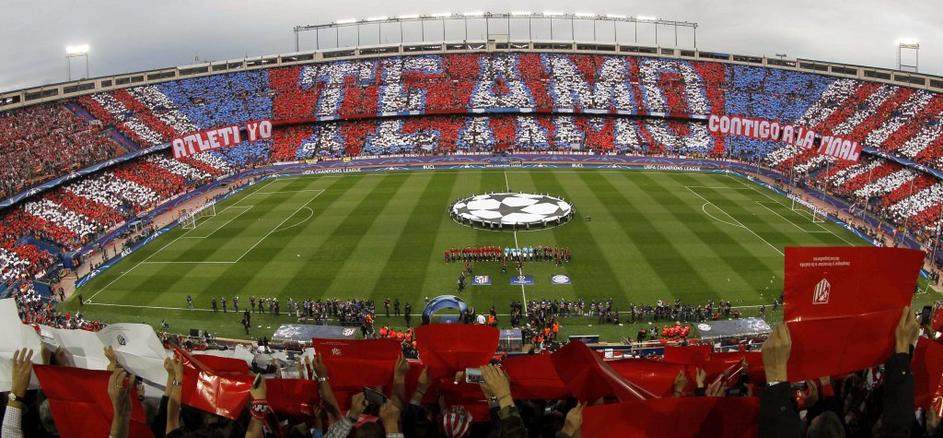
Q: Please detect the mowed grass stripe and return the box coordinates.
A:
[723,174,861,246]
[581,171,720,303]
[193,175,363,301]
[696,184,814,251]
[373,171,459,306]
[418,171,493,307]
[131,177,340,306]
[536,171,635,302]
[276,173,410,298]
[323,172,434,297]
[507,171,577,300]
[635,172,778,302]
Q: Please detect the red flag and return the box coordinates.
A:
[551,341,651,402]
[503,353,568,400]
[415,324,498,379]
[912,337,943,409]
[177,348,253,420]
[709,351,764,384]
[662,345,712,366]
[783,247,923,381]
[607,358,687,397]
[33,365,154,438]
[582,397,759,438]
[312,338,402,390]
[266,378,320,417]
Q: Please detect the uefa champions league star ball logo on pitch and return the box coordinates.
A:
[450,193,574,230]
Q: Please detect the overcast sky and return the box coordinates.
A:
[1,0,940,92]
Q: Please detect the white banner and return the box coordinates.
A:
[708,114,861,162]
[97,323,170,385]
[0,299,42,392]
[172,120,273,159]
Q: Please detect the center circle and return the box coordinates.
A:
[449,192,574,230]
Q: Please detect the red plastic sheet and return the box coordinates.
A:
[34,365,154,438]
[582,396,760,438]
[783,247,923,381]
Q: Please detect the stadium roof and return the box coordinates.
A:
[0,0,940,92]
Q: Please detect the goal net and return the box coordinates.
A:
[180,202,217,230]
[789,195,826,223]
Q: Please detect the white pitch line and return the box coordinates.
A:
[686,186,784,256]
[84,264,141,303]
[86,301,776,314]
[726,175,856,246]
[233,189,325,263]
[183,206,254,239]
[255,189,325,195]
[701,202,744,229]
[504,171,529,314]
[754,201,827,233]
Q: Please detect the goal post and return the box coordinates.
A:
[180,202,217,230]
[789,195,826,223]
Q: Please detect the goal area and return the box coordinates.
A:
[181,202,217,230]
[789,195,826,223]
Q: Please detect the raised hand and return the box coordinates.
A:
[695,367,707,389]
[11,348,33,400]
[762,323,791,383]
[561,402,584,437]
[895,306,920,354]
[673,370,688,396]
[480,365,513,408]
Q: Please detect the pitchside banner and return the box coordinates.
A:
[783,247,923,381]
[708,115,862,161]
[172,120,272,159]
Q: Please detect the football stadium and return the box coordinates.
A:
[1,3,942,437]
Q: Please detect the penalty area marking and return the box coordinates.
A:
[86,188,324,302]
[723,174,856,246]
[181,205,254,239]
[686,186,784,256]
[754,201,830,234]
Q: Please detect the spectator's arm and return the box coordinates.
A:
[880,307,919,438]
[392,354,409,407]
[108,368,135,438]
[2,403,24,438]
[313,355,341,420]
[3,349,32,438]
[380,398,402,437]
[480,365,528,438]
[245,374,269,438]
[410,366,430,406]
[165,355,184,435]
[325,392,366,438]
[759,324,800,438]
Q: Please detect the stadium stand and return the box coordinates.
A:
[2,45,943,438]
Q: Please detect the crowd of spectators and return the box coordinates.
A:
[1,301,940,437]
[0,102,125,199]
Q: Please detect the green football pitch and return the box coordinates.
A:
[64,169,936,341]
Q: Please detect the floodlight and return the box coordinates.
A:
[431,12,453,18]
[606,14,627,19]
[635,15,658,21]
[65,44,90,55]
[897,37,920,46]
[542,11,564,16]
[510,11,532,16]
[364,16,388,22]
[463,11,485,17]
[334,18,357,24]
[575,12,596,18]
[398,14,420,19]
